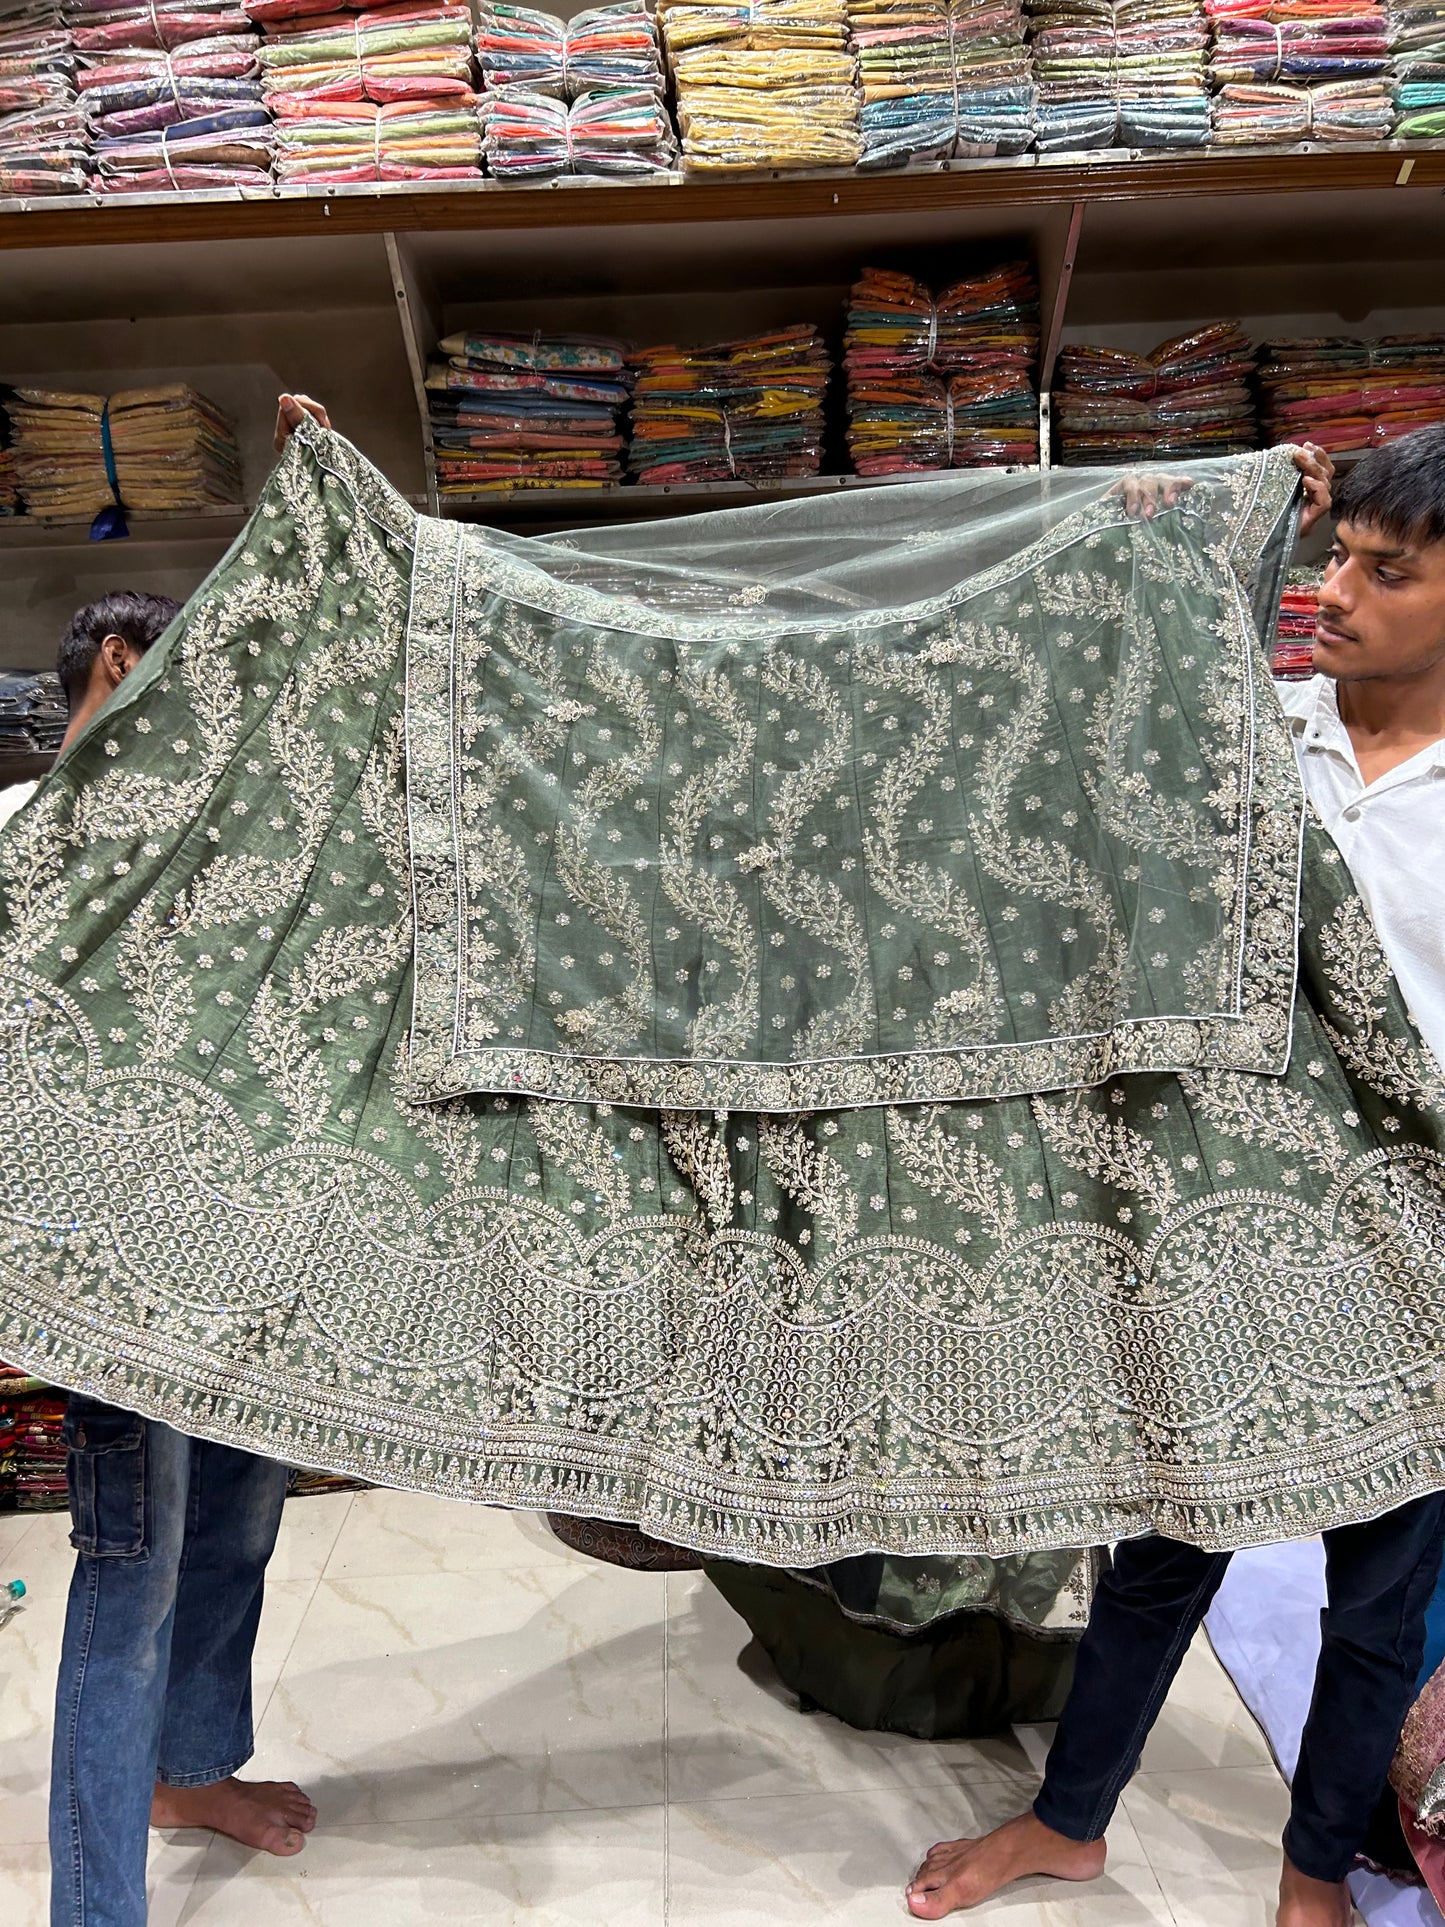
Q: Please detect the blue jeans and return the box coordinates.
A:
[1034,1493,1445,1883]
[49,1396,288,1927]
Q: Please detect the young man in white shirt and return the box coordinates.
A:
[907,426,1445,1927]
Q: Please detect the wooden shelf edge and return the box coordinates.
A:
[2,146,1443,251]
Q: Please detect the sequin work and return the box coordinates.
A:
[1,418,1444,1563]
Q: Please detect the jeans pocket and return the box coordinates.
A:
[65,1399,148,1559]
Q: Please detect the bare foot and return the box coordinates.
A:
[1277,1856,1353,1927]
[150,1777,317,1856]
[906,1810,1108,1918]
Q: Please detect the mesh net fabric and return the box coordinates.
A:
[402,450,1305,1111]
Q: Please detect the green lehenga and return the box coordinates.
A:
[1,418,1443,1572]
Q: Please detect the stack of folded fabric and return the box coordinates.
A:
[475,2,664,93]
[8,383,244,522]
[0,671,68,766]
[1273,575,1319,678]
[845,0,1036,163]
[1392,2,1445,134]
[1027,0,1212,148]
[0,1366,61,1512]
[0,393,17,512]
[260,0,480,179]
[480,86,675,174]
[65,0,273,186]
[628,324,830,483]
[658,0,863,171]
[0,0,89,196]
[1256,336,1445,452]
[427,331,632,492]
[9,1383,67,1508]
[843,262,1040,470]
[1055,322,1259,460]
[1207,0,1394,136]
[272,98,479,176]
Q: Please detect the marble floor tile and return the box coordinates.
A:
[666,1781,1173,1926]
[324,1489,592,1582]
[0,1508,38,1562]
[266,1491,354,1583]
[664,1572,1043,1807]
[1122,1762,1293,1927]
[1010,1630,1270,1783]
[250,1564,667,1827]
[177,1805,666,1924]
[0,1834,211,1927]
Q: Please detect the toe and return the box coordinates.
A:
[260,1823,307,1858]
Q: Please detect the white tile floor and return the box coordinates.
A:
[0,1491,1294,1926]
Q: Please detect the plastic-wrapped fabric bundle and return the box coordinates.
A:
[659,0,863,170]
[1256,337,1445,453]
[427,332,632,492]
[1056,323,1259,461]
[65,0,251,51]
[0,670,67,755]
[475,3,664,98]
[1210,70,1394,130]
[1273,574,1319,679]
[0,2,88,194]
[843,264,1040,472]
[1027,0,1212,147]
[628,324,830,483]
[77,37,262,137]
[845,0,1036,163]
[8,382,243,520]
[259,2,473,102]
[1207,0,1390,78]
[1392,2,1445,130]
[91,104,272,184]
[271,94,480,175]
[480,83,676,175]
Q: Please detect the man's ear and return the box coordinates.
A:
[99,634,137,688]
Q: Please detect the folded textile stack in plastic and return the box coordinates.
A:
[0,0,89,196]
[272,97,478,175]
[64,0,269,187]
[0,393,17,511]
[1207,0,1394,137]
[480,85,675,174]
[427,331,632,492]
[1055,323,1259,460]
[843,262,1039,470]
[845,0,1036,163]
[0,670,68,762]
[259,0,478,179]
[2,1378,66,1508]
[260,1,473,101]
[628,324,830,483]
[1273,576,1319,678]
[475,3,664,94]
[658,0,863,171]
[1256,336,1445,452]
[1391,2,1445,133]
[1211,72,1394,131]
[8,382,244,521]
[1027,0,1212,148]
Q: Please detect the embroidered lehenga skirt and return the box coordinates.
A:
[1,419,1443,1570]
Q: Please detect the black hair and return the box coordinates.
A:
[1333,423,1445,551]
[56,591,182,709]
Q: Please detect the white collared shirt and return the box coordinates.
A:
[1277,674,1445,1071]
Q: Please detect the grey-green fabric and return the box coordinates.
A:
[1,417,1444,1566]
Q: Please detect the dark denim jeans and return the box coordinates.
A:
[1034,1493,1445,1883]
[49,1396,288,1927]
